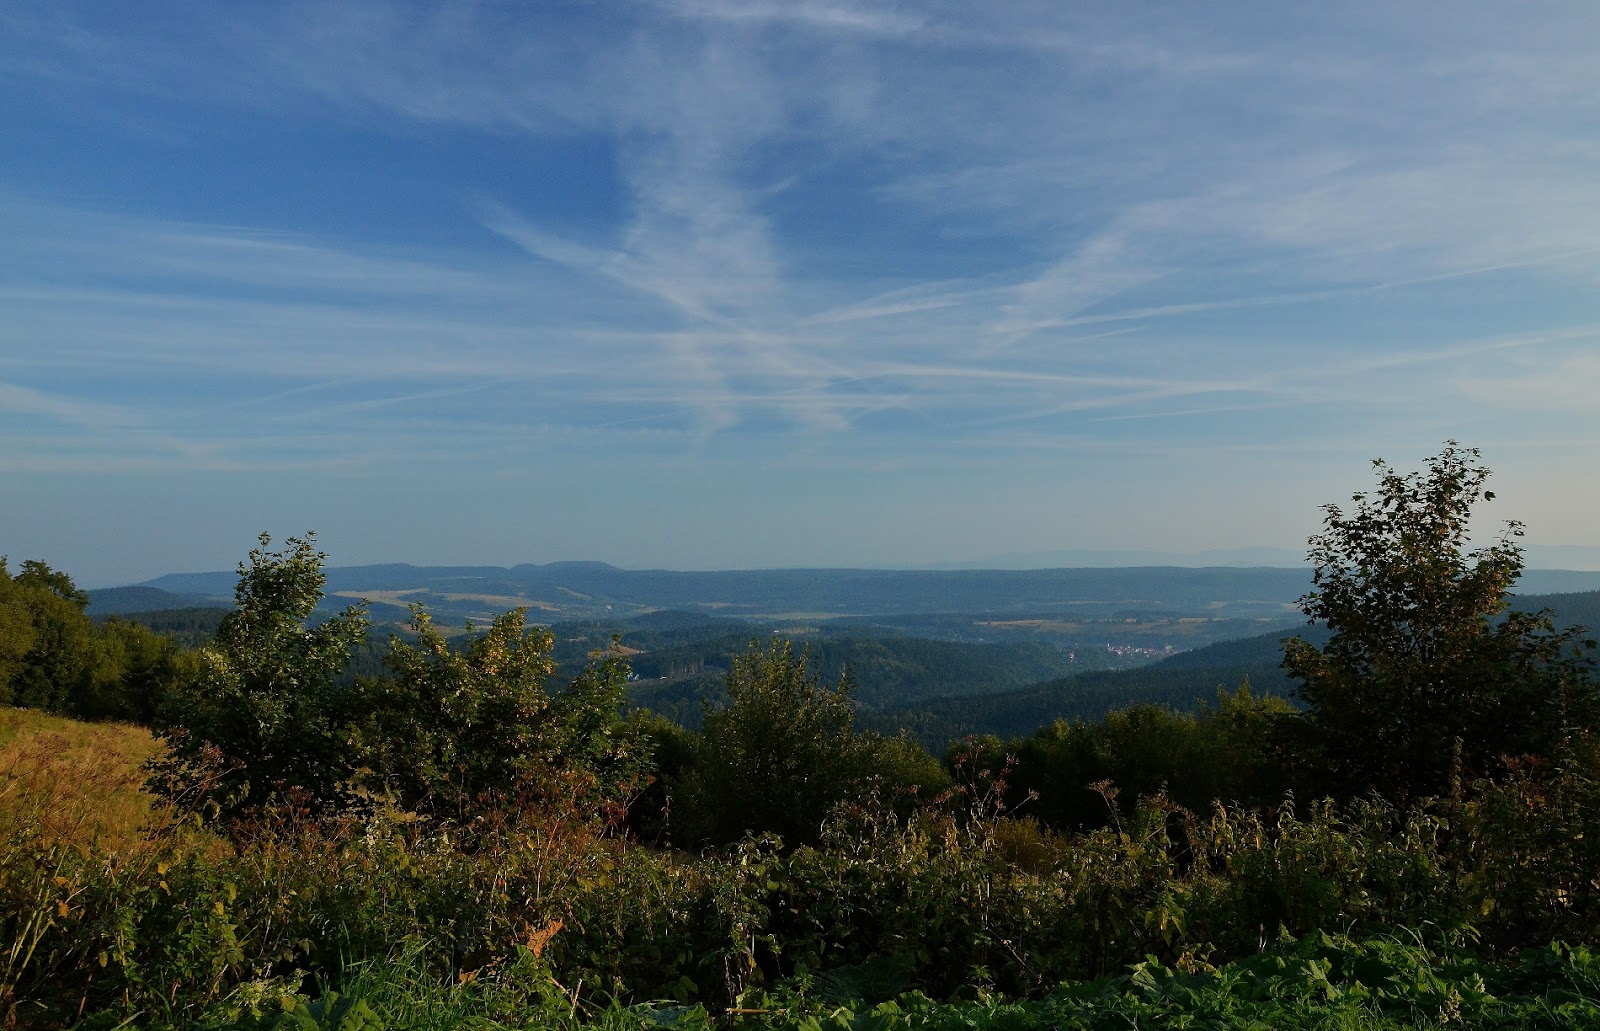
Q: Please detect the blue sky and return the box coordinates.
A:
[4,2,1599,585]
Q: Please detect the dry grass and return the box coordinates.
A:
[0,707,166,852]
[332,589,426,606]
[332,589,563,611]
[439,593,560,611]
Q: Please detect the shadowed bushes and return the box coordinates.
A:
[5,715,1600,1026]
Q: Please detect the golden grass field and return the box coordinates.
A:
[332,589,562,612]
[0,707,165,852]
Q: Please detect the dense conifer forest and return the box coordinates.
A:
[3,445,1600,1028]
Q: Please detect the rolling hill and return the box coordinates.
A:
[868,590,1600,749]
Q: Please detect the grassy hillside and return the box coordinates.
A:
[0,707,163,851]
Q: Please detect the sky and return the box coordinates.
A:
[3,2,1600,586]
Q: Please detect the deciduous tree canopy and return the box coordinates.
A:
[1284,443,1597,798]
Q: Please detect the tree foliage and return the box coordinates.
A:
[0,560,42,704]
[349,608,649,820]
[1,559,101,713]
[1283,443,1597,798]
[150,533,648,827]
[0,557,182,720]
[955,683,1296,831]
[149,533,370,818]
[676,640,870,848]
[75,616,192,723]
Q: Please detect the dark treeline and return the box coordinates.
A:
[878,590,1600,750]
[622,632,1092,709]
[0,559,195,724]
[866,662,1297,748]
[950,684,1297,829]
[83,585,226,616]
[95,606,229,648]
[8,542,1600,846]
[1516,588,1600,638]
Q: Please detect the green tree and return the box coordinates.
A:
[14,560,89,608]
[347,609,649,821]
[82,617,192,723]
[545,644,655,818]
[0,560,41,703]
[0,559,100,713]
[148,533,370,819]
[1283,443,1597,799]
[621,710,700,842]
[676,639,872,848]
[977,684,1292,831]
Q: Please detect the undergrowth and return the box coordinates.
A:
[4,708,1600,1028]
[188,932,1600,1030]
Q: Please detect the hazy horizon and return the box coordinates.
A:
[73,542,1600,593]
[5,4,1599,587]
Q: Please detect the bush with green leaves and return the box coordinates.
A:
[736,933,1600,1031]
[7,745,1600,1025]
[148,534,370,821]
[144,931,1600,1030]
[0,558,180,721]
[673,640,866,848]
[1284,443,1598,799]
[0,560,96,714]
[78,616,194,724]
[672,640,947,849]
[149,534,650,827]
[348,608,650,821]
[954,684,1295,833]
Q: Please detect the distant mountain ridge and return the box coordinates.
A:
[132,563,1600,626]
[85,585,230,616]
[929,547,1308,569]
[933,544,1600,571]
[139,564,1316,623]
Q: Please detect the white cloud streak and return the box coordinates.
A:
[4,1,1600,474]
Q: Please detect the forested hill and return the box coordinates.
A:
[543,611,1120,726]
[623,634,1094,722]
[87,585,1598,742]
[870,590,1600,749]
[865,647,1302,748]
[85,585,227,615]
[1515,589,1600,633]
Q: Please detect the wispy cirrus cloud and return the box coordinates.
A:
[5,1,1600,575]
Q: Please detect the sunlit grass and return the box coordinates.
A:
[0,706,163,851]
